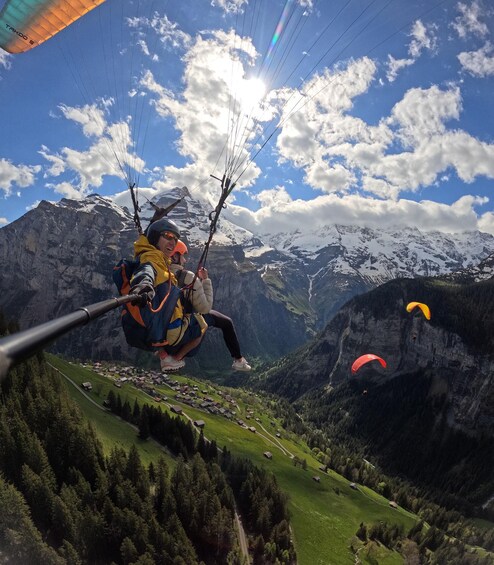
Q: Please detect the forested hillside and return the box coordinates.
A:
[255,276,494,517]
[0,325,295,564]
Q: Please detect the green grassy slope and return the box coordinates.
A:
[47,355,176,469]
[48,355,420,564]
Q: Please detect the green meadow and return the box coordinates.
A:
[48,355,422,564]
[47,355,176,469]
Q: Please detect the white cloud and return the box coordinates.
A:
[211,0,248,14]
[0,217,8,226]
[452,0,489,39]
[458,42,494,77]
[225,193,492,235]
[277,57,378,179]
[128,13,191,54]
[388,85,461,147]
[0,50,11,72]
[0,159,40,196]
[304,161,355,193]
[141,29,275,202]
[386,55,414,82]
[59,103,107,138]
[255,186,292,207]
[408,20,437,58]
[150,13,192,51]
[45,181,86,200]
[385,20,437,82]
[41,103,145,196]
[26,200,41,211]
[277,78,494,198]
[478,210,494,234]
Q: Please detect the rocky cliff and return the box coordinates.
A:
[255,276,494,509]
[258,276,494,433]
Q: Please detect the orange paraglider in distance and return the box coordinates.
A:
[351,354,387,374]
[0,0,106,54]
[406,301,431,320]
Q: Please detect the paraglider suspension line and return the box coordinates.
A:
[129,182,143,234]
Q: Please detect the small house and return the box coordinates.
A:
[263,451,273,460]
[389,501,398,509]
[81,382,92,391]
[349,483,358,490]
[312,476,321,483]
[194,420,205,428]
[170,405,183,415]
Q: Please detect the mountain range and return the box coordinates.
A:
[0,187,493,368]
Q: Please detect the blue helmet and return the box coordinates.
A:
[146,218,181,247]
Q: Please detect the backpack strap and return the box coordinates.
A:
[175,268,188,289]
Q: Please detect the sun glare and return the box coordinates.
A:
[238,77,266,111]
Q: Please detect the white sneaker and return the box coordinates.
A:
[232,357,251,372]
[160,355,185,372]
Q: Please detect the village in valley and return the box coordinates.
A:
[74,359,403,509]
[79,361,270,435]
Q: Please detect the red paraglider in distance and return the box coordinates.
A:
[351,354,387,374]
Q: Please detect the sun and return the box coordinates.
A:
[238,77,266,111]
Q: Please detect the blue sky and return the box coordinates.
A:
[1,0,494,236]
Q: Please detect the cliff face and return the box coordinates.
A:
[0,195,311,365]
[256,277,494,509]
[259,277,494,435]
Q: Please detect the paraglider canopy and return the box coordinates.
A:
[351,354,387,374]
[406,302,431,320]
[0,0,106,54]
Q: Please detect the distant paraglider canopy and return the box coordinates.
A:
[351,354,387,374]
[406,301,431,320]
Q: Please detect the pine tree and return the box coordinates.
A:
[0,475,64,565]
[138,407,151,440]
[120,536,138,564]
[132,399,141,424]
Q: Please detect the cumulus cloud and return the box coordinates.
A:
[0,159,40,196]
[0,50,11,72]
[0,217,8,226]
[451,0,489,39]
[458,42,494,76]
[45,181,86,200]
[59,103,107,138]
[277,57,378,192]
[141,28,277,203]
[386,55,414,82]
[224,192,492,235]
[388,85,461,146]
[386,20,437,82]
[40,102,145,197]
[255,186,292,207]
[408,20,437,58]
[275,73,494,200]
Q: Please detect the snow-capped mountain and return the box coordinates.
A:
[0,189,493,365]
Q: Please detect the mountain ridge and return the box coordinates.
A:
[0,188,493,365]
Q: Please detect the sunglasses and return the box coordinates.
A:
[160,231,179,243]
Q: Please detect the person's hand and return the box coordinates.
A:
[197,267,208,280]
[130,282,155,302]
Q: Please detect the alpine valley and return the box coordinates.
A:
[1,188,494,563]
